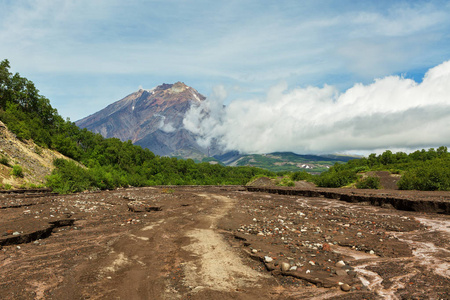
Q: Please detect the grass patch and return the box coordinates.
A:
[356,176,381,189]
[11,165,24,178]
[276,176,295,187]
[0,156,10,166]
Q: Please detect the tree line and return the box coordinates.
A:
[290,147,450,190]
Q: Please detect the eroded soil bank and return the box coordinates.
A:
[1,186,449,299]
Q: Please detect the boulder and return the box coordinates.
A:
[127,201,162,212]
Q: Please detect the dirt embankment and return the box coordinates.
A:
[246,186,450,214]
[0,121,68,188]
[1,186,449,299]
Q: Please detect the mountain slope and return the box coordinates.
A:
[76,82,210,157]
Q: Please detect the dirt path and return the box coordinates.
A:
[182,194,268,294]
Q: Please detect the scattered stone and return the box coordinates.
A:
[12,231,20,236]
[127,201,162,212]
[340,283,351,292]
[281,262,290,272]
[335,260,346,268]
[264,256,273,263]
[251,249,258,253]
[336,269,347,276]
[322,243,331,251]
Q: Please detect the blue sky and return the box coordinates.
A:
[1,0,450,154]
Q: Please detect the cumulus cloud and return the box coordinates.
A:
[183,61,450,154]
[154,114,176,133]
[184,85,227,147]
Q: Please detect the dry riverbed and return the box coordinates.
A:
[1,186,449,299]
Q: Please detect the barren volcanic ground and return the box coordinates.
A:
[1,186,449,299]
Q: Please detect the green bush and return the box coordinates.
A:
[356,176,381,189]
[398,159,450,191]
[11,165,24,178]
[290,171,313,181]
[0,156,10,166]
[314,169,357,188]
[276,177,295,187]
[2,183,12,190]
[46,159,93,194]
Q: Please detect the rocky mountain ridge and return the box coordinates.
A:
[76,82,214,157]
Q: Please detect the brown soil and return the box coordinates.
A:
[364,171,401,190]
[1,186,449,299]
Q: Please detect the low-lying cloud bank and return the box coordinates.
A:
[183,61,450,155]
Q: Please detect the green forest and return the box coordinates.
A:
[0,59,273,193]
[1,59,449,192]
[290,147,450,190]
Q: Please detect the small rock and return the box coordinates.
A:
[280,262,290,272]
[335,260,346,268]
[356,232,363,237]
[309,261,315,266]
[322,243,331,252]
[264,256,273,263]
[289,266,298,271]
[12,232,20,236]
[336,269,348,276]
[251,249,258,253]
[341,283,351,292]
[127,201,162,212]
[369,250,375,255]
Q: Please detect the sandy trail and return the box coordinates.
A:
[182,194,267,293]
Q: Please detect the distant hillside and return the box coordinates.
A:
[213,151,358,173]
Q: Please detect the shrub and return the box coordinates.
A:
[0,156,10,166]
[161,188,174,194]
[314,169,357,188]
[11,165,24,178]
[34,146,43,156]
[290,171,313,181]
[356,176,381,189]
[276,177,295,187]
[398,159,450,191]
[46,159,93,194]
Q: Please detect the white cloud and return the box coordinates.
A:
[184,60,450,154]
[1,1,450,122]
